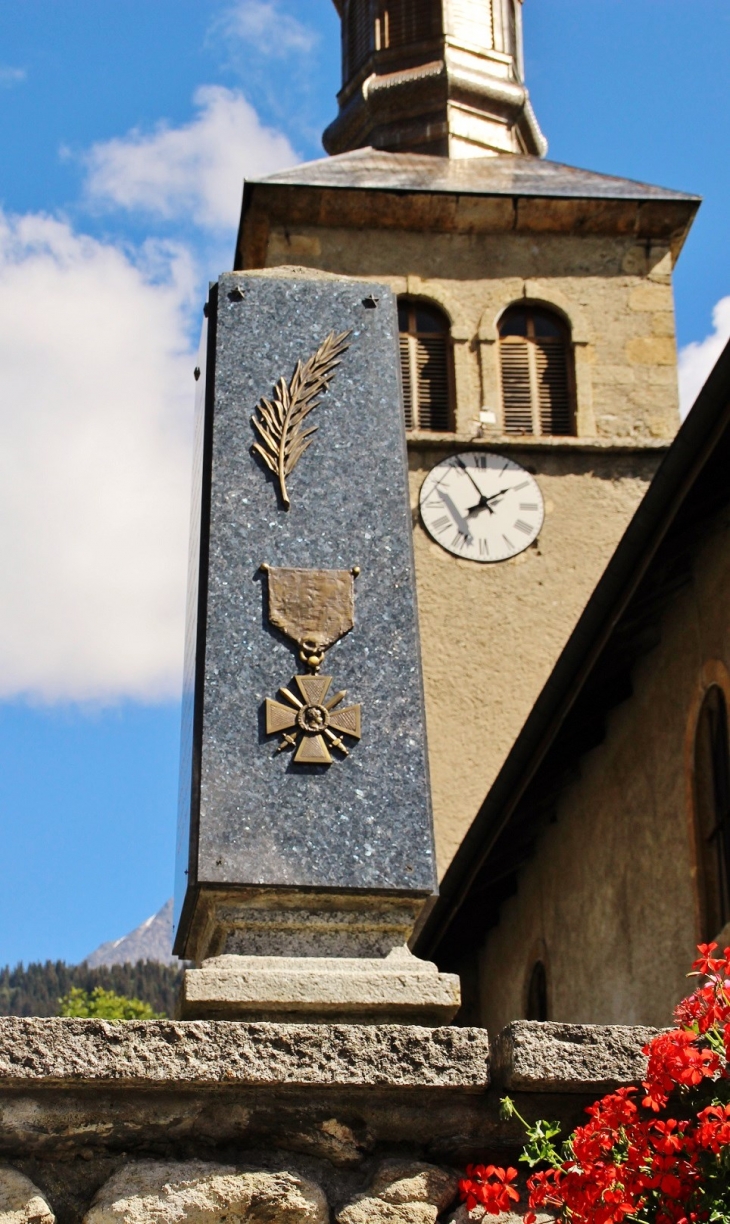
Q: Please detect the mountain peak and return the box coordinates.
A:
[83,900,177,968]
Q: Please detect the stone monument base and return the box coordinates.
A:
[178,948,460,1023]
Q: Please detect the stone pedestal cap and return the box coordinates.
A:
[179,949,461,1024]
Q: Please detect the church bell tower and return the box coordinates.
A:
[324,0,547,158]
[237,0,698,882]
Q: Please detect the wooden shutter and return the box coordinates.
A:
[535,339,572,435]
[415,336,450,430]
[499,308,575,436]
[500,338,534,434]
[399,331,452,431]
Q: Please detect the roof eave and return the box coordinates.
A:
[235,178,699,270]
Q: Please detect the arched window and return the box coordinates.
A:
[398,299,454,431]
[694,686,730,939]
[498,305,576,437]
[526,960,549,1021]
[376,0,441,50]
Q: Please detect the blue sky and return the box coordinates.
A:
[0,0,729,966]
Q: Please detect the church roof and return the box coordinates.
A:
[415,337,730,974]
[252,147,698,204]
[237,149,699,269]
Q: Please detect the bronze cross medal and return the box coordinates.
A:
[261,565,362,766]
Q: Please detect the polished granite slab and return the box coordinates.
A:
[175,272,436,951]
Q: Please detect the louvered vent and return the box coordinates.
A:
[415,337,451,430]
[379,0,441,49]
[399,335,414,430]
[399,299,454,431]
[498,306,575,436]
[347,0,373,75]
[501,339,533,435]
[536,340,572,435]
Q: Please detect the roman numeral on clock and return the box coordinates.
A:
[431,515,451,534]
[514,519,533,535]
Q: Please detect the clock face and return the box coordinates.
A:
[419,452,544,563]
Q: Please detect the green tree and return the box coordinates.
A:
[0,960,181,1017]
[58,986,162,1019]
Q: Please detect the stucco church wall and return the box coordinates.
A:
[409,447,661,870]
[260,226,677,870]
[477,512,730,1034]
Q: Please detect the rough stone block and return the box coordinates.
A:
[0,1018,490,1089]
[491,1021,657,1092]
[628,283,673,312]
[337,1160,458,1224]
[447,1208,553,1224]
[0,1169,54,1224]
[625,336,676,366]
[84,1164,328,1224]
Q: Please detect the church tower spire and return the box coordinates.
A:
[324,0,547,159]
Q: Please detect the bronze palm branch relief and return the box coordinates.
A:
[250,329,352,508]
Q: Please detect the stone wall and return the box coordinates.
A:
[477,509,730,1031]
[0,1019,653,1224]
[264,230,680,441]
[253,227,679,872]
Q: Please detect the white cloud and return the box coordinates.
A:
[0,211,198,703]
[0,66,25,88]
[679,296,730,418]
[218,1,318,56]
[83,85,297,231]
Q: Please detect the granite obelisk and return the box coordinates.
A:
[174,268,459,1022]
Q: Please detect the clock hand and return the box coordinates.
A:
[467,496,494,516]
[466,487,512,515]
[454,455,487,501]
[438,489,473,543]
[484,486,512,504]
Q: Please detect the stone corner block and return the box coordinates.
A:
[491,1021,659,1093]
[84,1162,328,1224]
[0,1167,55,1224]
